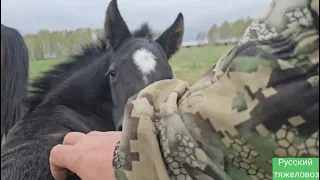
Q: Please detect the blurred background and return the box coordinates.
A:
[1,0,270,84]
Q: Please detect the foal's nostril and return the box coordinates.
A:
[117,125,123,131]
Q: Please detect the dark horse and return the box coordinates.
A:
[1,0,184,179]
[1,24,29,143]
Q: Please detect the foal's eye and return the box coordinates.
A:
[109,71,116,78]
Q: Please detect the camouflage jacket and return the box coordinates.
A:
[113,0,319,179]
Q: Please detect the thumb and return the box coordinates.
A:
[49,144,78,180]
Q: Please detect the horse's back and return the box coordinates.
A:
[1,105,100,180]
[1,137,57,180]
[1,135,81,180]
[1,119,79,180]
[1,142,81,180]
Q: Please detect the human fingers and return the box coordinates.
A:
[87,131,121,144]
[86,131,105,136]
[87,131,121,138]
[50,162,69,180]
[49,144,79,180]
[63,132,86,145]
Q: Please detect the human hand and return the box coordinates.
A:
[49,131,121,180]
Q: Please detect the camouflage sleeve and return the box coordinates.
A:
[113,0,319,180]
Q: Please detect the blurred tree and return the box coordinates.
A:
[220,21,231,39]
[196,32,207,43]
[22,16,254,60]
[208,24,219,44]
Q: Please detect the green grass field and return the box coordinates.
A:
[30,46,233,84]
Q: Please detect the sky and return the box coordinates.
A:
[1,0,271,41]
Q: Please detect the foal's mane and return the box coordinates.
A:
[25,23,154,111]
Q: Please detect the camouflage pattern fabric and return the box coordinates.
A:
[113,0,319,179]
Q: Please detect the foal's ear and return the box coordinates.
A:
[104,0,131,49]
[156,13,184,59]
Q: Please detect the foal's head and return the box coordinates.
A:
[104,0,184,129]
[28,0,184,131]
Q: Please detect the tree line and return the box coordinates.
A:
[197,17,254,44]
[23,28,104,60]
[23,16,254,60]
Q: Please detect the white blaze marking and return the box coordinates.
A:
[132,47,157,84]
